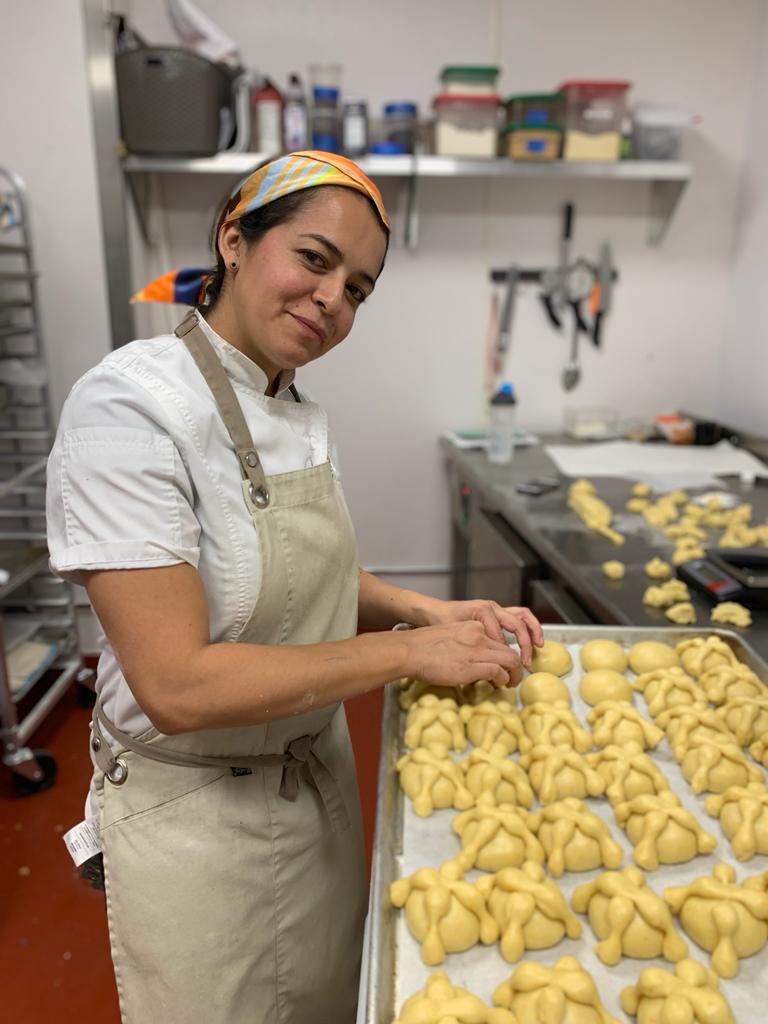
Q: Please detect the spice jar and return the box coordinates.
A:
[383,102,418,153]
[342,99,368,157]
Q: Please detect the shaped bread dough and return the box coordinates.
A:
[572,866,688,965]
[749,737,768,768]
[655,703,735,752]
[395,971,516,1024]
[476,861,582,963]
[404,695,466,753]
[580,639,628,674]
[527,797,623,877]
[676,636,738,678]
[665,521,707,541]
[568,481,625,546]
[399,677,466,711]
[645,557,672,580]
[588,745,670,806]
[579,669,633,706]
[398,745,475,817]
[521,701,592,751]
[633,667,707,719]
[452,803,545,873]
[518,671,571,706]
[459,700,530,755]
[602,560,625,581]
[587,701,664,752]
[527,641,573,677]
[711,602,752,628]
[698,664,767,705]
[632,482,652,498]
[626,497,649,512]
[679,734,764,795]
[665,601,696,624]
[493,955,621,1024]
[716,695,768,746]
[614,791,717,870]
[519,744,606,804]
[628,641,679,675]
[706,783,768,861]
[672,542,706,566]
[643,500,679,529]
[390,860,498,965]
[642,579,690,608]
[664,863,768,978]
[461,743,534,808]
[620,958,736,1024]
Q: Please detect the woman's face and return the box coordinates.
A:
[215,187,388,386]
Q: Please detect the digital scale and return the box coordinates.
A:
[678,548,768,608]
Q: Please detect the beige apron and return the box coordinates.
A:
[89,313,367,1024]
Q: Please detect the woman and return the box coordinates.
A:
[46,151,542,1024]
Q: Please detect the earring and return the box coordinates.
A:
[230,260,238,270]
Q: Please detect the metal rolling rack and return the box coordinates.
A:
[0,168,91,795]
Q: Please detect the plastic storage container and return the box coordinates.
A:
[559,80,630,161]
[342,99,368,157]
[487,382,517,464]
[440,65,500,95]
[383,102,418,153]
[312,86,339,151]
[433,94,500,157]
[505,93,563,127]
[632,104,689,160]
[504,124,562,160]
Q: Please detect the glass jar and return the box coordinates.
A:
[342,99,368,157]
[312,86,339,151]
[383,102,418,153]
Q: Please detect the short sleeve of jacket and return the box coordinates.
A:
[46,364,201,586]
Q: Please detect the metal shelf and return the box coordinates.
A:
[0,545,50,600]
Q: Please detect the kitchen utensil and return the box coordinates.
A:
[562,303,581,390]
[592,241,614,347]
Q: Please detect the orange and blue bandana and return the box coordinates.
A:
[132,150,389,306]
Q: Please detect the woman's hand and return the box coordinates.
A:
[415,599,544,667]
[403,620,523,691]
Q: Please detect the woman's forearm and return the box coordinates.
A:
[357,568,443,631]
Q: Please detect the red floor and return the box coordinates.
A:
[0,684,383,1022]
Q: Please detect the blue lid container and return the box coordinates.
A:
[384,102,417,118]
[313,86,339,105]
[370,140,408,154]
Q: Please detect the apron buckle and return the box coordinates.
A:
[249,484,270,508]
[106,758,128,786]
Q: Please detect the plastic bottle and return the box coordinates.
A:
[487,382,517,464]
[283,73,308,151]
[252,77,283,153]
[342,99,368,157]
[311,86,340,151]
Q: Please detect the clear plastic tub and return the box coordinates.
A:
[504,123,562,160]
[505,92,563,127]
[440,65,499,95]
[433,93,500,157]
[560,79,630,161]
[632,104,689,160]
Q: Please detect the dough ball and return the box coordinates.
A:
[665,602,696,625]
[626,497,649,512]
[519,672,571,706]
[632,482,651,497]
[580,639,629,673]
[645,557,672,580]
[711,602,752,629]
[602,560,625,581]
[629,641,680,675]
[579,669,633,706]
[528,640,573,677]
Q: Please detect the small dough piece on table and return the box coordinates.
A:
[665,521,707,541]
[665,601,696,625]
[580,639,628,673]
[521,701,592,751]
[628,640,679,675]
[404,695,466,753]
[572,866,688,965]
[642,579,690,608]
[527,797,623,877]
[519,744,606,804]
[716,695,768,746]
[389,860,499,966]
[395,972,517,1024]
[399,677,466,711]
[568,480,625,546]
[620,958,736,1024]
[476,860,582,963]
[398,745,475,817]
[663,863,768,978]
[602,560,625,581]
[588,745,671,806]
[493,954,621,1024]
[706,783,768,861]
[461,743,535,808]
[634,667,707,718]
[632,482,652,497]
[587,701,664,752]
[679,734,764,794]
[518,671,571,706]
[613,791,717,870]
[459,700,530,755]
[626,497,649,512]
[676,636,738,678]
[580,669,633,706]
[527,640,573,677]
[645,557,673,580]
[672,542,706,566]
[699,663,767,705]
[452,803,545,873]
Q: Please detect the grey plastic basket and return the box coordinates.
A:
[116,47,235,156]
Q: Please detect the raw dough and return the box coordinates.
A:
[699,664,767,705]
[390,860,498,965]
[527,641,574,678]
[588,745,671,806]
[634,667,707,718]
[749,737,768,768]
[672,541,706,566]
[395,972,516,1024]
[493,955,621,1024]
[676,636,738,678]
[620,958,736,1024]
[706,783,768,861]
[665,521,707,541]
[459,700,530,755]
[398,745,475,817]
[476,860,582,963]
[520,744,606,803]
[404,695,466,753]
[679,734,763,794]
[602,560,625,581]
[656,703,735,753]
[579,669,633,706]
[580,639,628,674]
[626,497,649,513]
[664,863,768,978]
[399,677,466,711]
[628,641,679,675]
[461,743,535,808]
[716,695,768,746]
[571,866,688,965]
[527,797,623,877]
[642,579,690,608]
[665,601,696,625]
[518,671,571,706]
[614,791,717,870]
[587,701,664,752]
[521,701,592,751]
[452,803,545,873]
[632,483,652,497]
[645,557,672,580]
[568,480,625,546]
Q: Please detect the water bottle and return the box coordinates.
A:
[487,382,517,464]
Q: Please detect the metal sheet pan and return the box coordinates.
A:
[360,625,768,1024]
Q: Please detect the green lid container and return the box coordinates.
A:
[503,122,563,134]
[440,65,500,82]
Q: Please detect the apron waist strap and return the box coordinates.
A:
[92,704,351,832]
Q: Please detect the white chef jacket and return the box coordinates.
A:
[46,314,342,817]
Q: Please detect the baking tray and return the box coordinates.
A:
[359,625,768,1024]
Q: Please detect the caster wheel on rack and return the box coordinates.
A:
[11,750,58,796]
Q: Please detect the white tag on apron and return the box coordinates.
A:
[63,819,102,866]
